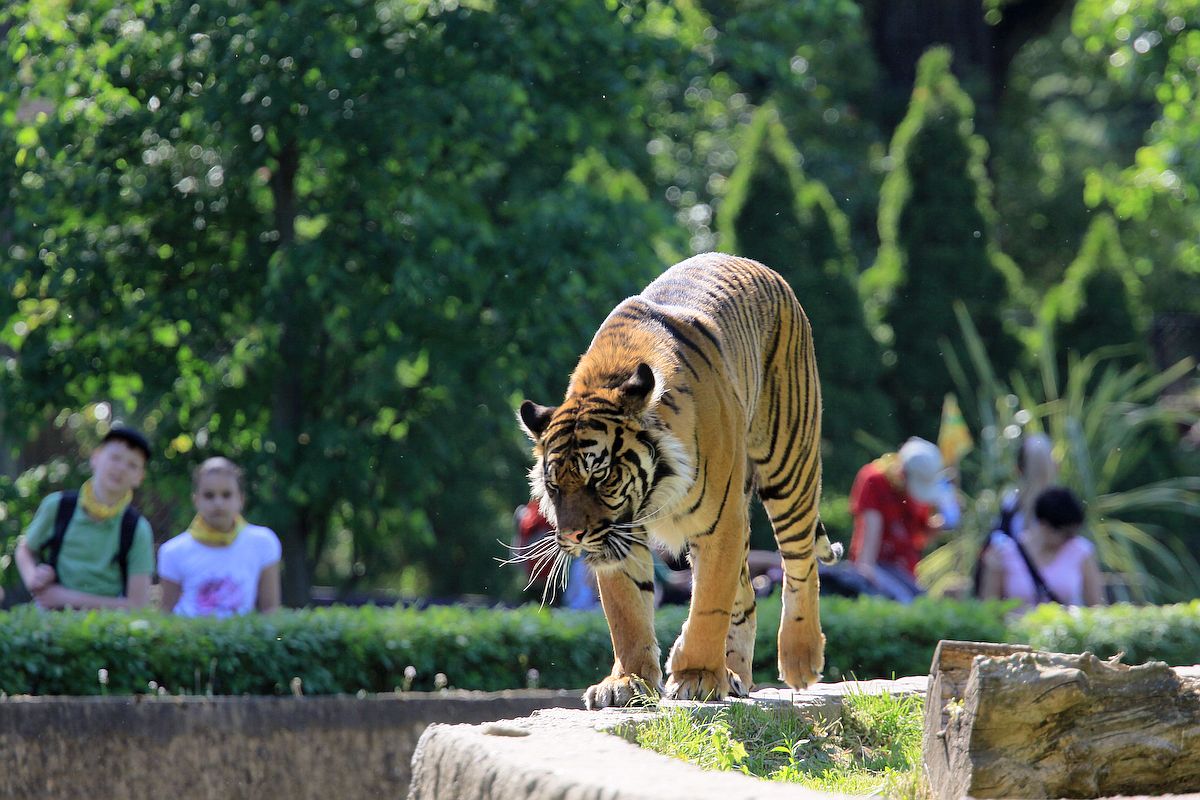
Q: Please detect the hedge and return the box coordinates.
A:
[1,595,1197,696]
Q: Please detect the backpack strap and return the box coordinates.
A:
[41,491,80,570]
[973,499,1022,597]
[1010,537,1065,605]
[997,503,1018,538]
[112,506,141,598]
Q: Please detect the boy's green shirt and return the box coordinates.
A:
[24,490,155,597]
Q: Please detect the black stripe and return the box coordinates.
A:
[652,311,713,371]
[692,472,734,539]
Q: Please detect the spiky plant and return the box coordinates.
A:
[919,303,1200,603]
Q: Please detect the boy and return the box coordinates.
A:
[15,427,155,609]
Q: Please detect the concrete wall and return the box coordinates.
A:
[0,690,581,799]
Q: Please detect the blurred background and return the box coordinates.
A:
[1,0,1197,608]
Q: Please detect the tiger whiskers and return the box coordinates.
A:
[497,535,580,608]
[496,536,563,596]
[496,534,561,567]
[540,548,572,607]
[610,504,669,531]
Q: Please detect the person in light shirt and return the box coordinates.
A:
[158,457,281,617]
[977,486,1106,612]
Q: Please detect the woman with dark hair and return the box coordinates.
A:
[977,486,1106,610]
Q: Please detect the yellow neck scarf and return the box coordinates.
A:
[80,479,132,521]
[188,514,247,547]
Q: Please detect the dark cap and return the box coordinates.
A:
[101,426,152,463]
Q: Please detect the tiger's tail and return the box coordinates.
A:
[815,520,843,565]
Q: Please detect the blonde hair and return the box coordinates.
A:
[192,456,245,493]
[1017,433,1057,522]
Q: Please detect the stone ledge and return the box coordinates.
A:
[407,678,928,800]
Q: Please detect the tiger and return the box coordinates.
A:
[518,252,842,709]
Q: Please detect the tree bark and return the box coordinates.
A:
[268,137,314,607]
[861,0,1075,134]
[924,640,1200,799]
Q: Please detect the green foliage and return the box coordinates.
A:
[1070,1,1200,313]
[717,104,895,490]
[862,47,1023,438]
[0,592,1004,695]
[639,0,882,256]
[808,595,1011,682]
[1040,214,1147,369]
[991,10,1155,292]
[0,602,618,696]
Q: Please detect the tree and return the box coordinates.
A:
[1070,0,1200,315]
[861,47,1023,439]
[0,0,679,603]
[717,104,895,491]
[640,0,884,260]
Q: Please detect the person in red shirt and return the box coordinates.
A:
[848,437,948,601]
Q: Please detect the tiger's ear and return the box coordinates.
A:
[519,400,556,439]
[619,363,655,411]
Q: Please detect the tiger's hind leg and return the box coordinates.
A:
[758,457,827,688]
[723,559,757,693]
[769,510,825,689]
[751,304,829,690]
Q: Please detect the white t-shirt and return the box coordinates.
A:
[158,523,282,617]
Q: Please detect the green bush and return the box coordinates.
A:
[813,596,1011,682]
[0,603,616,696]
[3,596,1197,696]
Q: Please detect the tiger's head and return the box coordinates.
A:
[519,363,690,566]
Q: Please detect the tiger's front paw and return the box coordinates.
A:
[583,674,658,711]
[664,667,748,702]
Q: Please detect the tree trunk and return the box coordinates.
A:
[861,0,1075,134]
[924,640,1200,799]
[268,137,314,607]
[279,511,311,607]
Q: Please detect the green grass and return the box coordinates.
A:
[629,691,927,798]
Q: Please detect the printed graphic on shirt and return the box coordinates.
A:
[195,576,246,615]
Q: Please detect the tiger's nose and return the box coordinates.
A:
[560,529,584,544]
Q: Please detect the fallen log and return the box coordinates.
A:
[923,640,1200,800]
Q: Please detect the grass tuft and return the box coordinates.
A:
[631,691,928,798]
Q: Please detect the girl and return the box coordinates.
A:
[978,486,1107,611]
[158,457,281,616]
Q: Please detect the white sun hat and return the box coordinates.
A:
[899,437,947,505]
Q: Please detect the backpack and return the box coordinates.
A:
[40,491,142,597]
[972,497,1063,604]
